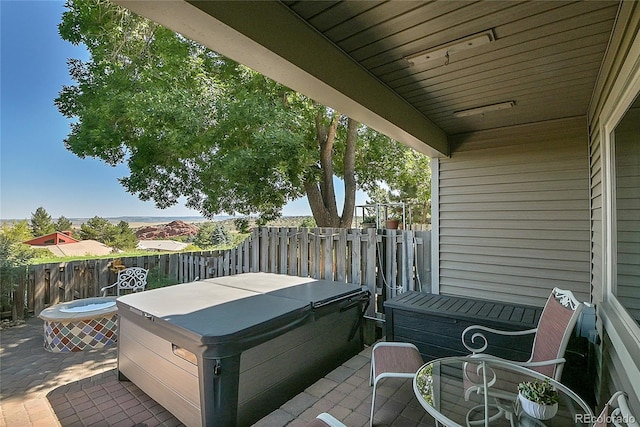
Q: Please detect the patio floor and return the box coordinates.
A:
[0,317,436,427]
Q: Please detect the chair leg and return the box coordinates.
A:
[370,379,378,427]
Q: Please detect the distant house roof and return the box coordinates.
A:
[137,240,188,252]
[24,232,79,246]
[33,240,114,257]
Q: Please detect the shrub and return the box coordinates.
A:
[145,265,177,290]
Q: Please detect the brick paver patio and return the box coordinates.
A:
[0,317,435,427]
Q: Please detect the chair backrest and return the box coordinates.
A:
[529,287,584,379]
[116,267,148,295]
[594,391,639,427]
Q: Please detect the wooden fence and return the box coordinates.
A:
[4,227,430,320]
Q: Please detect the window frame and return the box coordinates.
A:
[601,48,640,347]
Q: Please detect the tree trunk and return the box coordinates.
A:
[339,118,358,228]
[306,112,359,228]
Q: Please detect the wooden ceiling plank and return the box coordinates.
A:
[387,10,617,89]
[427,79,598,120]
[305,1,382,33]
[396,26,614,101]
[418,68,602,114]
[283,1,341,21]
[370,2,616,79]
[324,2,426,43]
[416,51,604,100]
[352,1,523,64]
[407,49,606,106]
[338,1,471,55]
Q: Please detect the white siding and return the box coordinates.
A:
[438,117,591,307]
[588,0,640,411]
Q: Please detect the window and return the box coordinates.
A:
[610,93,640,327]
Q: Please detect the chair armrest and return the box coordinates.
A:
[616,393,640,427]
[462,325,538,354]
[100,282,117,297]
[519,357,566,369]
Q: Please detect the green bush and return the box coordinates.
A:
[300,217,316,228]
[146,265,178,290]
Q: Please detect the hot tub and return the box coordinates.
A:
[116,273,369,427]
[38,296,119,352]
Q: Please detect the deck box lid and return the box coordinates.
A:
[384,291,542,328]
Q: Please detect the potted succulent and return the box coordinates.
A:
[517,378,559,420]
[361,215,377,229]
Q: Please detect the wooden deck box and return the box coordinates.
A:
[384,291,543,362]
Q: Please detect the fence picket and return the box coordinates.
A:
[336,229,347,283]
[33,266,46,314]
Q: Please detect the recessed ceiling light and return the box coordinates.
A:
[453,101,516,117]
[406,29,495,67]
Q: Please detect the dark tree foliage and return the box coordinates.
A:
[79,216,136,250]
[194,222,231,248]
[55,216,74,232]
[30,207,55,237]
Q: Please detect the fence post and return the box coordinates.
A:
[299,228,308,277]
[415,230,431,292]
[336,228,347,282]
[322,228,333,281]
[310,229,320,279]
[287,228,298,276]
[33,265,46,315]
[363,228,377,317]
[250,228,259,273]
[349,228,362,286]
[11,272,26,320]
[64,262,74,302]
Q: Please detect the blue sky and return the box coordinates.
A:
[1,1,363,221]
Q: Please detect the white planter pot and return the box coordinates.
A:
[518,392,558,420]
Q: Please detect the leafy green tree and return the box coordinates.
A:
[56,0,431,227]
[79,216,114,242]
[79,217,137,250]
[234,217,251,234]
[300,217,317,228]
[2,220,33,242]
[194,222,230,248]
[30,207,55,237]
[366,150,432,224]
[112,221,138,250]
[0,229,39,319]
[55,216,74,232]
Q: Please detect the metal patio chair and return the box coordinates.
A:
[461,287,585,380]
[369,341,424,427]
[594,391,639,427]
[100,266,149,297]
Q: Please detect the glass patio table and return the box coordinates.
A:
[413,356,593,427]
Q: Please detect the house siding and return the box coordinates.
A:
[438,117,591,307]
[588,0,640,411]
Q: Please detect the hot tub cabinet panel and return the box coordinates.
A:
[116,273,368,427]
[384,291,543,362]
